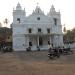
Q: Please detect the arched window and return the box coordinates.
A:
[29,42,32,46]
[28,28,32,33]
[17,18,20,23]
[38,28,41,32]
[53,18,57,25]
[47,28,50,33]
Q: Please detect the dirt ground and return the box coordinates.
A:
[0,50,75,75]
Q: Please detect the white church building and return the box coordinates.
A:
[12,3,63,51]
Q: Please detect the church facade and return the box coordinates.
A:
[12,3,63,51]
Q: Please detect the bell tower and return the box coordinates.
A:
[48,5,61,26]
[13,2,26,24]
[48,5,63,47]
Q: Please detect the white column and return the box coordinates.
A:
[51,35,54,47]
[37,36,39,46]
[50,36,51,44]
[26,36,29,47]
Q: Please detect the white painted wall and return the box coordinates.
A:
[12,3,63,51]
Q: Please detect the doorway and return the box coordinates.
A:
[39,37,43,46]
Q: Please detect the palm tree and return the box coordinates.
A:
[3,18,9,40]
[4,18,9,27]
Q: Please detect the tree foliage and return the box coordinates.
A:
[64,28,75,43]
[4,18,9,27]
[0,27,12,42]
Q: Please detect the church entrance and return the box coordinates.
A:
[39,37,43,46]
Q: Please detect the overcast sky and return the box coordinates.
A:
[0,0,75,30]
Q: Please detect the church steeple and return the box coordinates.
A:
[13,2,26,24]
[16,2,22,10]
[50,5,56,13]
[36,2,39,8]
[47,5,61,26]
[47,5,56,16]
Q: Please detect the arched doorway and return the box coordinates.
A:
[39,37,43,46]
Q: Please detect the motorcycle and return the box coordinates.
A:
[48,48,60,59]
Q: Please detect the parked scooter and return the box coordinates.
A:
[48,47,60,59]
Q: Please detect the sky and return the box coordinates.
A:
[0,0,75,30]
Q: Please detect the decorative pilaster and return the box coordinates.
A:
[37,36,39,46]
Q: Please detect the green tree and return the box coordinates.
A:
[63,28,75,43]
